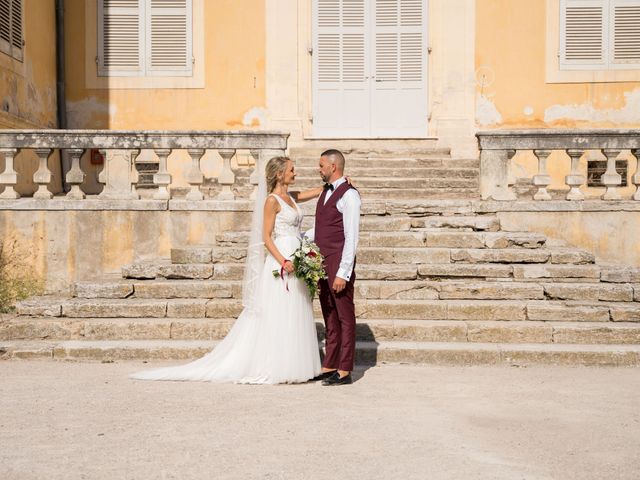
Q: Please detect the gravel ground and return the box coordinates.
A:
[0,360,639,480]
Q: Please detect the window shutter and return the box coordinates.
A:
[146,0,192,76]
[0,0,10,57]
[316,0,365,84]
[0,0,23,61]
[375,0,424,83]
[560,0,607,69]
[98,0,144,76]
[610,0,640,67]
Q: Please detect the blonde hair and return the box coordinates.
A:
[265,156,290,193]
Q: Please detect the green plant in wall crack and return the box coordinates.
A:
[0,239,44,313]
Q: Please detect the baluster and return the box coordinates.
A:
[153,148,172,200]
[565,149,585,201]
[0,148,20,199]
[217,149,236,200]
[249,149,262,200]
[129,149,141,199]
[186,149,205,201]
[33,148,54,199]
[632,148,640,201]
[532,149,552,200]
[601,149,622,200]
[65,148,85,200]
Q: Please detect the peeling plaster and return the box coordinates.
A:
[544,88,640,124]
[476,94,503,126]
[67,97,117,128]
[523,106,534,116]
[242,107,266,127]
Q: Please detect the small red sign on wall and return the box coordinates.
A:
[90,149,104,165]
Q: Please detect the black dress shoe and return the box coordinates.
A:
[309,370,336,382]
[322,372,353,386]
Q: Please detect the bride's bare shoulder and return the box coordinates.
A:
[264,195,280,211]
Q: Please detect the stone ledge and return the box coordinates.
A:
[474,200,640,213]
[0,197,168,210]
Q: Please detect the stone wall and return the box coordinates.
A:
[0,203,253,294]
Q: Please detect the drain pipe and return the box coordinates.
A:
[55,0,70,192]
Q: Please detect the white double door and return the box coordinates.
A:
[312,0,428,138]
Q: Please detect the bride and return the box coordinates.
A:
[130,156,326,384]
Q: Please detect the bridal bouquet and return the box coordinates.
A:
[273,237,327,298]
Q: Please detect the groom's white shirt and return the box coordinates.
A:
[307,176,361,281]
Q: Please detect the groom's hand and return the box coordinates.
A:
[332,277,347,294]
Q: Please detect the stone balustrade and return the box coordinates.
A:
[477,129,640,201]
[0,130,289,201]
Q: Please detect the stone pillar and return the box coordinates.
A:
[33,148,54,199]
[153,148,172,200]
[479,149,516,201]
[565,149,585,201]
[186,149,205,201]
[98,149,138,200]
[601,148,622,200]
[249,149,263,200]
[532,149,552,200]
[632,148,640,201]
[65,148,86,200]
[217,149,236,200]
[0,148,20,199]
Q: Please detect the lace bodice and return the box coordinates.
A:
[270,193,303,238]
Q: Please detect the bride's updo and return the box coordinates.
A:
[265,156,290,193]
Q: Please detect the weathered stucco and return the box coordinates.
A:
[497,211,640,267]
[0,0,57,129]
[0,209,252,293]
[64,0,266,130]
[476,0,640,129]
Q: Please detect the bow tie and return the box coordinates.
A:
[323,183,334,191]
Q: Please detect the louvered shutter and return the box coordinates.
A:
[560,0,607,69]
[98,0,144,76]
[0,0,10,57]
[146,0,192,76]
[371,0,426,136]
[0,0,23,61]
[610,0,640,67]
[314,0,369,136]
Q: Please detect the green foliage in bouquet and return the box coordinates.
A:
[272,238,327,298]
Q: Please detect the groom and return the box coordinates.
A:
[311,149,361,386]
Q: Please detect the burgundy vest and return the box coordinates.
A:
[314,182,354,261]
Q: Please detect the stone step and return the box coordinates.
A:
[72,279,638,303]
[294,166,479,178]
[293,177,479,190]
[3,316,640,345]
[2,339,638,366]
[16,297,640,322]
[345,188,480,200]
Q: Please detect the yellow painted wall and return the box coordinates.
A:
[64,0,266,130]
[475,0,640,129]
[0,0,57,128]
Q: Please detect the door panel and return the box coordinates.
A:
[313,0,427,138]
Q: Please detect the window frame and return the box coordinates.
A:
[97,0,194,78]
[546,0,640,82]
[86,0,204,89]
[0,0,24,62]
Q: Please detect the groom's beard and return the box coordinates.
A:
[320,173,329,183]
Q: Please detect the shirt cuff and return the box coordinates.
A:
[304,228,315,241]
[336,268,351,281]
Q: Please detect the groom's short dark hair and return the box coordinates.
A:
[321,149,345,170]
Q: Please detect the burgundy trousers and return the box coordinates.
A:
[319,254,356,372]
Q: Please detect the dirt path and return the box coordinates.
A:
[0,361,638,480]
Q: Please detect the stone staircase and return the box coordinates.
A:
[3,202,640,365]
[1,146,640,366]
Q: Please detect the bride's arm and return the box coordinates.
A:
[290,186,323,203]
[263,196,295,273]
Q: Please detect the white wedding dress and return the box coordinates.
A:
[130,193,322,384]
